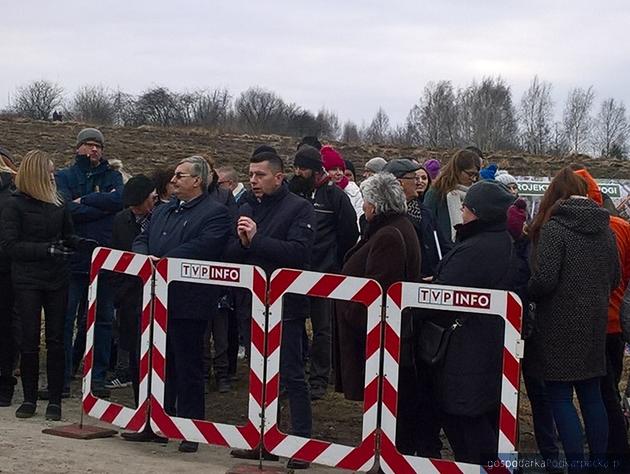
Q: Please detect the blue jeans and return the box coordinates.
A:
[64,273,115,388]
[280,318,312,438]
[523,374,560,467]
[546,377,608,472]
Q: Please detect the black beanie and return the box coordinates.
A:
[298,136,322,150]
[123,175,155,207]
[294,145,323,172]
[463,180,515,223]
[344,159,356,178]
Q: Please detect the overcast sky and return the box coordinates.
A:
[2,0,630,125]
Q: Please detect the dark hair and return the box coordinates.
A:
[252,145,277,157]
[250,151,284,172]
[297,136,322,150]
[465,145,484,160]
[151,165,176,200]
[529,167,589,248]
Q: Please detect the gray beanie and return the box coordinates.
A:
[76,128,105,147]
[463,180,515,223]
[365,157,387,173]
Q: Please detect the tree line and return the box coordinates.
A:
[3,77,629,158]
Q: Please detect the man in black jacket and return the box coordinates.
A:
[227,151,315,470]
[289,145,358,399]
[109,176,156,399]
[133,156,231,453]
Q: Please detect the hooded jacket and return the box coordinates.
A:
[55,155,124,273]
[527,198,619,381]
[575,169,630,334]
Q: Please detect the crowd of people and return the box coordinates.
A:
[0,128,629,472]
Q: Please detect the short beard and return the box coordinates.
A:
[288,174,316,195]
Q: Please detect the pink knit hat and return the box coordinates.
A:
[321,146,345,171]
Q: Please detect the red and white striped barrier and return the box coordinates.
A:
[262,269,382,471]
[379,282,523,474]
[149,258,267,449]
[83,247,153,431]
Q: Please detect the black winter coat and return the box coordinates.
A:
[0,173,14,274]
[294,179,358,273]
[527,198,619,382]
[133,192,231,320]
[431,219,513,417]
[110,208,144,306]
[224,183,315,319]
[0,192,74,290]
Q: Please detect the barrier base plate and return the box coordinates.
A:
[42,423,118,439]
[225,464,285,474]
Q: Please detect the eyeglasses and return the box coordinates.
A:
[463,169,479,179]
[173,172,197,180]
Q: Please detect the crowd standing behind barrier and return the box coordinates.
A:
[0,129,629,473]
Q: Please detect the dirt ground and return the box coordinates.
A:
[2,117,630,179]
[0,346,549,474]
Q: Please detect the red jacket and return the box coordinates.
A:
[575,169,630,333]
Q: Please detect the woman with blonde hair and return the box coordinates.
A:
[423,149,480,247]
[0,150,79,420]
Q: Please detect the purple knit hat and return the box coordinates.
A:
[424,158,441,180]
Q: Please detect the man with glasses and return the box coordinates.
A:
[132,156,231,453]
[54,128,123,399]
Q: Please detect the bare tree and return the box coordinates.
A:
[315,108,340,140]
[388,123,416,146]
[563,86,595,154]
[519,76,553,154]
[407,80,458,148]
[593,98,628,158]
[70,85,116,125]
[363,107,391,144]
[235,87,286,133]
[457,77,518,151]
[341,121,361,144]
[135,87,179,126]
[549,121,569,157]
[111,90,138,126]
[13,80,64,120]
[191,88,231,127]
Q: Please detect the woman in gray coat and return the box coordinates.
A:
[528,168,619,473]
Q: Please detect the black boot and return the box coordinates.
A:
[20,352,39,404]
[0,375,17,407]
[45,346,65,405]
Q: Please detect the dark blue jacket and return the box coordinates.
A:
[225,183,315,318]
[55,155,124,273]
[132,192,231,320]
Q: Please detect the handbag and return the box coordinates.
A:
[417,318,462,366]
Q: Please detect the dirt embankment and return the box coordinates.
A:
[2,118,629,179]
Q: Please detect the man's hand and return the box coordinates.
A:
[237,216,257,248]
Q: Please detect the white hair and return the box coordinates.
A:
[360,172,407,215]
